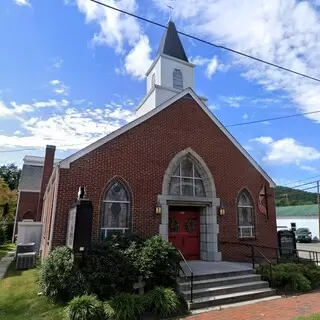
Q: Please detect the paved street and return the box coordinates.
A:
[297,242,320,261]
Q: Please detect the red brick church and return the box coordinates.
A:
[16,21,277,260]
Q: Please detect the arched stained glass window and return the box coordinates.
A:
[101,181,130,238]
[169,157,205,197]
[237,189,255,238]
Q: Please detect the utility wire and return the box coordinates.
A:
[275,185,318,199]
[90,0,320,83]
[280,175,320,187]
[225,110,320,127]
[0,148,37,153]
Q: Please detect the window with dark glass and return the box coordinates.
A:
[101,181,130,238]
[237,190,255,238]
[169,157,205,197]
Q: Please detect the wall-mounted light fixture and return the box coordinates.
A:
[218,203,226,216]
[155,201,162,215]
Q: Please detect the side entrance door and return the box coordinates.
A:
[168,210,200,260]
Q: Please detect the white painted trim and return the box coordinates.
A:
[17,189,40,193]
[48,165,60,252]
[59,88,275,187]
[145,54,195,77]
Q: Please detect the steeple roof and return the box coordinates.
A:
[157,21,189,62]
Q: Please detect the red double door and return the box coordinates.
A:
[168,210,200,260]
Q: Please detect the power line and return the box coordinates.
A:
[90,0,320,83]
[275,185,318,199]
[281,175,320,187]
[225,110,320,128]
[0,148,37,153]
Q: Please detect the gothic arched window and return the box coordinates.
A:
[169,157,205,197]
[101,181,130,238]
[237,189,255,238]
[173,69,183,90]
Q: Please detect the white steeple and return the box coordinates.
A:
[136,21,207,118]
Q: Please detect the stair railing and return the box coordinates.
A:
[175,249,194,303]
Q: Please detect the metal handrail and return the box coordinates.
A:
[220,240,319,264]
[175,249,194,303]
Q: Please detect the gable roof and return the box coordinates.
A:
[157,21,189,62]
[277,205,319,217]
[59,88,275,187]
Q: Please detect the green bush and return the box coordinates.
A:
[143,287,179,318]
[256,262,320,293]
[104,232,146,250]
[80,241,140,300]
[66,295,105,320]
[39,246,82,302]
[137,236,180,289]
[105,293,145,320]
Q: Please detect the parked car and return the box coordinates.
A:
[296,228,312,243]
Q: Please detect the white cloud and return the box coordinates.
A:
[13,0,31,6]
[205,56,218,79]
[152,0,320,122]
[0,98,136,150]
[50,79,69,96]
[52,57,63,69]
[252,136,320,164]
[0,99,69,118]
[124,35,152,79]
[300,165,318,173]
[74,0,152,79]
[219,96,246,108]
[250,136,274,145]
[242,113,249,120]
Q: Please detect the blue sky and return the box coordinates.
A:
[1,0,320,189]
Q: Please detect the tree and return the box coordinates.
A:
[0,177,17,222]
[0,164,21,191]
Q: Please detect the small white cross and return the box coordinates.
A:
[167,5,173,22]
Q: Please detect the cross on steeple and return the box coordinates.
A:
[167,5,173,22]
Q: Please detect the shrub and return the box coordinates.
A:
[256,262,320,293]
[66,295,105,320]
[105,293,145,320]
[104,232,146,250]
[143,287,179,318]
[80,241,140,300]
[137,236,180,289]
[39,246,82,302]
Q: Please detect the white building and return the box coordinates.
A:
[276,204,319,240]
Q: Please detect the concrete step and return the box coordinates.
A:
[178,269,254,282]
[178,274,262,291]
[181,281,269,300]
[189,288,275,310]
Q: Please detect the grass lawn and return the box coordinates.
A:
[0,263,65,320]
[296,315,320,320]
[0,243,16,260]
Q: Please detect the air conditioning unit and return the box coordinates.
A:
[16,252,36,270]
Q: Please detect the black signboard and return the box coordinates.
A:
[277,230,297,257]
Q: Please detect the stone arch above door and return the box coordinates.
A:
[162,147,216,199]
[158,148,221,262]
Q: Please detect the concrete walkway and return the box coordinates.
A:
[185,291,320,319]
[0,252,15,280]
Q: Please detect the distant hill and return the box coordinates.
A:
[275,186,317,206]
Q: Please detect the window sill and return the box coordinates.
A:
[238,237,257,241]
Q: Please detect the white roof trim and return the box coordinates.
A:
[18,189,40,193]
[59,88,275,187]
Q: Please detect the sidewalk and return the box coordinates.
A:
[185,292,320,320]
[0,252,15,280]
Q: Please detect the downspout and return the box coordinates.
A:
[48,164,60,253]
[12,191,21,243]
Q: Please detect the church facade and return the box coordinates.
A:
[34,22,277,260]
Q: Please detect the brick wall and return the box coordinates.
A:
[51,95,277,261]
[17,191,39,221]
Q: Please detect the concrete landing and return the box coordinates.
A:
[180,260,253,276]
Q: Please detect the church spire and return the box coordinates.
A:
[157,21,189,62]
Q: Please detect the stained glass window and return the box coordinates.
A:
[237,189,255,238]
[169,156,205,197]
[101,182,130,238]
